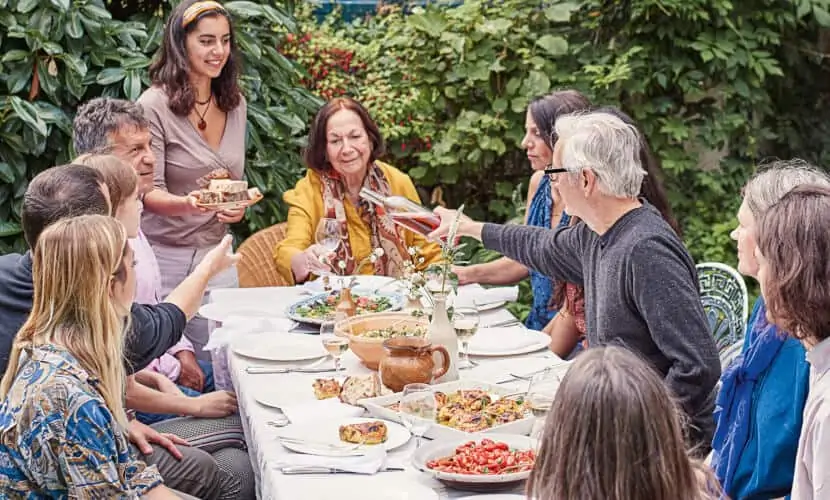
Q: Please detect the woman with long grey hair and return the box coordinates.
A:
[711,160,830,499]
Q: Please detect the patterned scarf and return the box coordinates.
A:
[320,163,407,276]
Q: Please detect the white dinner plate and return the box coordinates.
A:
[466,328,550,357]
[304,275,398,293]
[278,417,410,456]
[199,301,286,322]
[231,333,328,362]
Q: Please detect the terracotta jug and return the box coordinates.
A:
[379,337,450,392]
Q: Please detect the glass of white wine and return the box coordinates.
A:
[315,218,341,290]
[526,368,562,438]
[452,307,480,369]
[398,383,437,449]
[319,318,349,373]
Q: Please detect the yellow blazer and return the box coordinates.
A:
[273,161,442,284]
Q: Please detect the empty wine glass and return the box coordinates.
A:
[315,218,341,289]
[526,368,562,438]
[398,383,436,449]
[452,306,480,369]
[320,315,349,373]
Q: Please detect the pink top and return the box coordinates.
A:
[131,221,193,381]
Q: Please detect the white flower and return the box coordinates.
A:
[418,257,425,264]
[318,254,328,264]
[338,260,347,270]
[369,255,378,263]
[407,246,417,256]
[374,248,385,257]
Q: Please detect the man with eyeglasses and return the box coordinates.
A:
[429,110,720,455]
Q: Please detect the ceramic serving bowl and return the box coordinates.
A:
[334,312,429,370]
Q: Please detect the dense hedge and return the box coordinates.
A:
[278,0,830,269]
[0,0,319,253]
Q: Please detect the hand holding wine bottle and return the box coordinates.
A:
[428,206,481,243]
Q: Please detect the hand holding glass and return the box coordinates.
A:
[315,218,341,287]
[398,383,436,448]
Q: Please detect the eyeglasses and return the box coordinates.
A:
[544,167,568,175]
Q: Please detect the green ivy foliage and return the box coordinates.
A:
[0,0,319,253]
[281,0,830,272]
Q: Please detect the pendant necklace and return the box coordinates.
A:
[195,94,211,131]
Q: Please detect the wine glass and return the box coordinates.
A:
[526,368,562,438]
[452,306,480,369]
[319,316,349,373]
[315,218,341,289]
[398,383,437,449]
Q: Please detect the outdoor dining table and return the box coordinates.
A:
[208,284,566,500]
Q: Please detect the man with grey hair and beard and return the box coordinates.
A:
[429,110,721,454]
[73,97,255,499]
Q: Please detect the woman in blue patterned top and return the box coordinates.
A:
[0,215,177,498]
[454,90,591,331]
[711,161,830,499]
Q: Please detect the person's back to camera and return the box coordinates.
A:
[528,345,719,500]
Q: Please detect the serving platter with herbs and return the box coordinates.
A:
[286,291,405,326]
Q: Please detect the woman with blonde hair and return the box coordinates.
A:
[527,345,718,500]
[0,215,177,498]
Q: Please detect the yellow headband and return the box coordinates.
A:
[182,1,226,28]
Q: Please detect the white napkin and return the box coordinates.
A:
[272,447,388,474]
[467,326,545,354]
[280,398,365,424]
[204,316,299,351]
[454,284,518,308]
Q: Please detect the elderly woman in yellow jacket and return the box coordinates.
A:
[275,97,440,284]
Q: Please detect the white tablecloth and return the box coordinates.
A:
[210,286,562,500]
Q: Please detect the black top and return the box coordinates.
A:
[482,203,721,449]
[0,252,186,376]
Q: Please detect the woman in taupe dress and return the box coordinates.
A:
[139,0,246,359]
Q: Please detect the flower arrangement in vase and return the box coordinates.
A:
[394,245,428,310]
[319,248,385,317]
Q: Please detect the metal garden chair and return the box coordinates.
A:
[696,262,749,367]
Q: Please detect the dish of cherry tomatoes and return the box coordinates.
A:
[426,438,536,475]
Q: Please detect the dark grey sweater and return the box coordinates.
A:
[481,204,721,448]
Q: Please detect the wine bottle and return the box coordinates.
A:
[360,188,441,237]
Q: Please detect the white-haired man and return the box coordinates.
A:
[430,111,721,453]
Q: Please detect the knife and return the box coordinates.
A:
[246,365,335,374]
[280,465,405,475]
[481,318,520,328]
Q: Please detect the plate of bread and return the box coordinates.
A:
[277,417,410,457]
[194,168,263,210]
[312,373,392,405]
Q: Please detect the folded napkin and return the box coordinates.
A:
[205,316,299,351]
[467,326,546,354]
[272,447,388,474]
[454,284,519,308]
[280,398,365,424]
